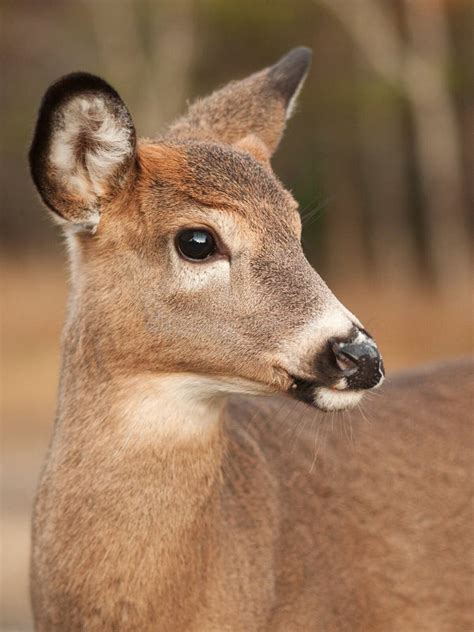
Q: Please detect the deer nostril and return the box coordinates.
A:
[331,342,359,375]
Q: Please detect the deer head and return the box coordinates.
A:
[29,48,384,414]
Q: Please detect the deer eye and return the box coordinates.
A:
[175,228,217,261]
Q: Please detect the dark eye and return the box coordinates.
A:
[175,228,217,261]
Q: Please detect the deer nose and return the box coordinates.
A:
[331,335,384,390]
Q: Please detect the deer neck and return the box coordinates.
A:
[40,362,229,625]
[52,334,229,554]
[55,362,228,493]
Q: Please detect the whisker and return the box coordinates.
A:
[280,400,305,441]
[301,198,329,228]
[347,411,354,445]
[357,402,371,425]
[310,411,325,473]
[291,406,310,453]
[342,412,352,444]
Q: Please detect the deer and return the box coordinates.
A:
[28,47,472,632]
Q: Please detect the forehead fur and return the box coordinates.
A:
[138,140,298,225]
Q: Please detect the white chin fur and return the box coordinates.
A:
[313,387,364,411]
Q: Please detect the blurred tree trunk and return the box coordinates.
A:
[323,155,368,284]
[402,0,470,294]
[318,0,470,297]
[313,18,369,283]
[147,0,195,132]
[86,0,195,136]
[355,64,417,286]
[86,0,148,118]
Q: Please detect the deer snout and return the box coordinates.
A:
[330,330,384,391]
[289,326,385,411]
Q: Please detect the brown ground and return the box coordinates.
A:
[1,257,473,631]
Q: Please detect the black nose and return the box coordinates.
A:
[331,337,384,390]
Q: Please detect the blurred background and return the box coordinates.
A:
[1,0,473,629]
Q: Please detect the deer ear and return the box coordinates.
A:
[29,72,136,231]
[168,47,312,158]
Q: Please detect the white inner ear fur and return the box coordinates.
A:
[49,96,133,204]
[285,72,309,120]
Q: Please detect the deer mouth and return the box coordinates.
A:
[289,376,364,412]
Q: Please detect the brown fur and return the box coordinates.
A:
[169,70,286,153]
[29,50,473,631]
[31,361,473,631]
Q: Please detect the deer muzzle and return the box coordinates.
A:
[290,327,385,411]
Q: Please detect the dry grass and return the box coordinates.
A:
[1,256,472,630]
